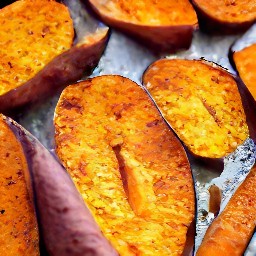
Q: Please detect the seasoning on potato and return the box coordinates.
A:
[88,0,198,51]
[192,0,256,33]
[143,59,249,158]
[0,115,39,256]
[0,0,109,112]
[2,114,118,256]
[54,75,195,255]
[0,0,74,97]
[231,24,256,101]
[233,44,256,100]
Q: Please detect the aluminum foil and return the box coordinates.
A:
[17,20,256,255]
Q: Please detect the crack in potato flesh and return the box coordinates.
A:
[54,76,195,256]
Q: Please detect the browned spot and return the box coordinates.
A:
[61,99,83,113]
[146,119,159,127]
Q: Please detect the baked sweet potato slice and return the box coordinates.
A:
[88,0,198,51]
[4,115,117,256]
[232,44,256,100]
[143,59,249,159]
[0,0,73,97]
[54,75,195,255]
[0,0,109,113]
[0,115,39,255]
[230,24,256,101]
[192,0,256,33]
[196,164,256,256]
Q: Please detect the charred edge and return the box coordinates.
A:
[234,76,256,142]
[112,145,129,200]
[182,219,196,256]
[245,226,256,255]
[228,46,237,73]
[142,85,186,146]
[192,2,254,35]
[208,184,222,217]
[190,154,225,173]
[5,118,50,256]
[0,1,16,8]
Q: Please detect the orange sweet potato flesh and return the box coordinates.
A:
[54,75,195,256]
[233,44,256,101]
[88,0,198,51]
[0,0,109,113]
[192,0,256,33]
[0,0,73,97]
[143,59,249,159]
[0,116,39,255]
[196,165,256,256]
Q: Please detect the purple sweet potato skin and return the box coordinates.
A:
[5,117,118,256]
[0,30,109,113]
[191,1,255,34]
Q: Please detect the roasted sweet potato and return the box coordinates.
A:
[230,24,256,101]
[0,115,39,255]
[196,164,256,256]
[0,0,109,113]
[232,44,256,99]
[88,0,198,51]
[54,75,195,255]
[192,0,256,34]
[143,59,249,159]
[2,114,117,256]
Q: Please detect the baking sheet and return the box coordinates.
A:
[17,21,256,255]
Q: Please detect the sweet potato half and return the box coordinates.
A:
[192,0,256,33]
[54,75,195,255]
[197,164,256,256]
[2,114,117,256]
[88,0,198,51]
[230,24,256,101]
[0,115,39,255]
[0,0,109,113]
[143,59,250,159]
[232,44,256,100]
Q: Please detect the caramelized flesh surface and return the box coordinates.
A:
[55,76,195,256]
[0,0,74,96]
[193,0,256,23]
[197,165,256,256]
[234,44,256,100]
[143,59,249,158]
[89,0,197,25]
[0,116,39,255]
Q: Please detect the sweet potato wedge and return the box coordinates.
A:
[192,0,256,34]
[230,24,256,101]
[54,75,195,255]
[3,114,117,256]
[0,0,109,113]
[0,115,39,255]
[196,164,256,256]
[143,59,250,159]
[88,0,198,52]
